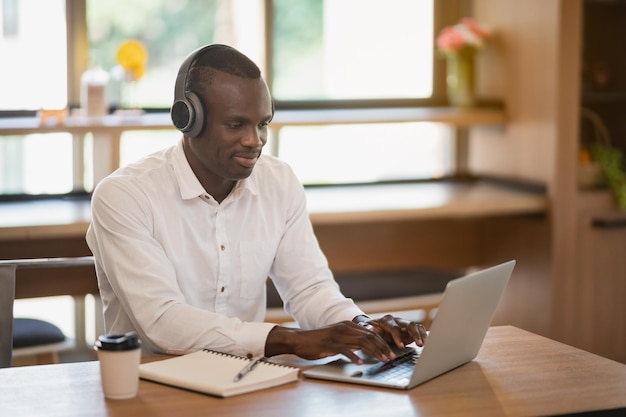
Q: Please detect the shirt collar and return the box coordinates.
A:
[172,140,260,201]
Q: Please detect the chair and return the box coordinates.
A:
[0,257,95,368]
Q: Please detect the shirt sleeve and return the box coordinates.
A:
[87,176,276,358]
[268,169,365,329]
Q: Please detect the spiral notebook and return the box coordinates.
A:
[139,349,299,397]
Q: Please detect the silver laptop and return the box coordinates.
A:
[302,260,516,389]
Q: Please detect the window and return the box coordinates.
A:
[270,0,449,184]
[0,0,67,111]
[0,0,453,197]
[86,0,266,173]
[277,123,453,185]
[272,0,433,102]
[0,0,72,196]
[86,0,264,110]
[0,133,74,194]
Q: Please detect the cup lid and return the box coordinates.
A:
[94,332,141,351]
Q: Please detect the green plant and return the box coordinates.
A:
[590,143,626,210]
[580,107,626,210]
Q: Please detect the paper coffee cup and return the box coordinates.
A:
[94,332,141,400]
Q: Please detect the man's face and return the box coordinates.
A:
[186,70,273,183]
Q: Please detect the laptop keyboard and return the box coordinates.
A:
[362,349,419,383]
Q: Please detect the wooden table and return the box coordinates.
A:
[1,326,625,417]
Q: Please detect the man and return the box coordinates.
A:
[86,44,426,364]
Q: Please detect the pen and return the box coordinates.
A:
[233,356,265,382]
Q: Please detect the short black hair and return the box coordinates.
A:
[187,44,261,90]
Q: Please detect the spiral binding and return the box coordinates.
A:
[201,349,296,369]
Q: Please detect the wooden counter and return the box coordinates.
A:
[0,180,546,241]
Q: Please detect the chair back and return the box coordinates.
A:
[0,257,95,368]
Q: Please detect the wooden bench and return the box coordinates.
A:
[265,268,459,328]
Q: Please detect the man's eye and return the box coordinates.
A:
[227,122,243,128]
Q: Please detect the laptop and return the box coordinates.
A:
[302,260,516,389]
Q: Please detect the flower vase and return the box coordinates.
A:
[445,49,476,107]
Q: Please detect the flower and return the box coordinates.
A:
[116,39,148,81]
[436,17,492,55]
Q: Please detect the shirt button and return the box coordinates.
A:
[220,245,226,251]
[221,286,225,293]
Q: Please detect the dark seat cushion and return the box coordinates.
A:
[12,318,66,348]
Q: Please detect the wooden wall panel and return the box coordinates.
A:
[314,219,481,274]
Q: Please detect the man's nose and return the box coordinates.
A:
[242,127,265,147]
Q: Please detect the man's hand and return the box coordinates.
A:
[355,314,428,350]
[264,316,427,364]
[264,321,397,364]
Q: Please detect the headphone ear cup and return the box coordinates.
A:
[185,91,205,138]
[171,98,193,132]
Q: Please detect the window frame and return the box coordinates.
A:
[62,0,461,111]
[263,0,458,111]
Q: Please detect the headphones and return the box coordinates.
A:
[171,44,218,138]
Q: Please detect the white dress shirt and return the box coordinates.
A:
[86,140,364,358]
